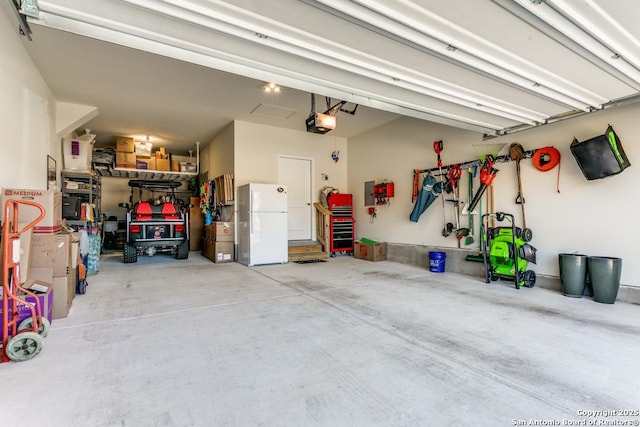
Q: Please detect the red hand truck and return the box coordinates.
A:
[2,199,48,362]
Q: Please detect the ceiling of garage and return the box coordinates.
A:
[8,0,640,154]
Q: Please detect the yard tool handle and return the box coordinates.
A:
[448,164,461,189]
[479,157,497,186]
[467,158,499,213]
[433,140,443,167]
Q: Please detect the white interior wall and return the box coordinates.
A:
[100,177,132,220]
[0,12,57,190]
[233,120,348,239]
[204,123,234,180]
[348,117,481,245]
[200,123,235,221]
[55,101,99,138]
[349,104,640,287]
[234,120,348,192]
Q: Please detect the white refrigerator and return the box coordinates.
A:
[237,183,288,266]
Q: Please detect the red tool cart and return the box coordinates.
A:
[326,193,355,255]
[2,199,49,363]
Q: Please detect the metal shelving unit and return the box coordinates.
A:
[61,170,101,231]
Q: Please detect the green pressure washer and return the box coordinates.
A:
[481,212,537,289]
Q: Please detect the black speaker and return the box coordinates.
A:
[570,125,631,180]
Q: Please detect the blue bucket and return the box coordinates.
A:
[429,251,446,273]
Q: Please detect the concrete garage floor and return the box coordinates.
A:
[1,253,639,427]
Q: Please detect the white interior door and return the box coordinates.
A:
[278,156,312,241]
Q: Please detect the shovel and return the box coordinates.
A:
[509,143,527,229]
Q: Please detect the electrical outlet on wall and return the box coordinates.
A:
[321,173,329,181]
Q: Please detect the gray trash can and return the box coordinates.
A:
[588,256,622,304]
[558,253,588,297]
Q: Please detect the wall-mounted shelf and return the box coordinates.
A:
[93,141,201,182]
[93,165,197,181]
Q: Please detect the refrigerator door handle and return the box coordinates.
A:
[249,191,253,235]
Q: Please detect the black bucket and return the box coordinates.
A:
[558,253,588,297]
[588,256,622,304]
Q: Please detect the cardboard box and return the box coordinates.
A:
[354,241,387,262]
[28,267,54,284]
[0,279,54,330]
[189,197,203,251]
[135,156,156,170]
[22,279,54,322]
[210,241,234,263]
[136,156,156,170]
[171,159,180,172]
[180,162,197,173]
[30,233,72,277]
[134,141,153,157]
[204,243,215,261]
[156,158,170,171]
[200,238,208,257]
[1,189,62,234]
[155,147,168,159]
[52,268,76,319]
[205,222,234,242]
[116,152,136,168]
[115,136,135,153]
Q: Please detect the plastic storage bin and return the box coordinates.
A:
[63,133,95,171]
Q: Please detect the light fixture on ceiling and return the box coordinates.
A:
[306,94,352,134]
[315,113,337,130]
[263,82,281,93]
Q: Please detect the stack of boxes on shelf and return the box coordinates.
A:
[134,140,155,170]
[1,189,81,321]
[154,147,170,171]
[115,137,137,169]
[116,136,171,171]
[201,221,235,263]
[114,136,194,172]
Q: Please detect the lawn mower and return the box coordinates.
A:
[481,212,537,289]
